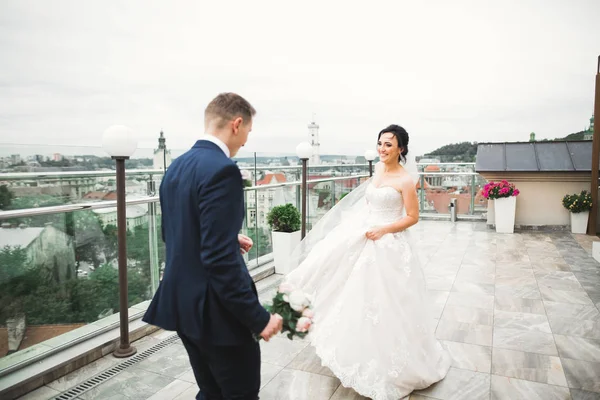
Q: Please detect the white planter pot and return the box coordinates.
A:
[272,230,301,274]
[494,196,517,233]
[570,211,589,234]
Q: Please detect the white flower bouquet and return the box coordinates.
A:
[262,282,314,340]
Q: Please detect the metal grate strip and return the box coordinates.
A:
[54,334,180,399]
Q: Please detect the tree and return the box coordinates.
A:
[0,246,29,284]
[0,248,151,326]
[0,185,14,209]
[101,224,119,262]
[69,211,106,268]
[425,142,478,162]
[127,224,166,279]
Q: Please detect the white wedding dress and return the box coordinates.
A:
[284,182,451,400]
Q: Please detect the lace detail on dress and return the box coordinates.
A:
[312,339,408,400]
[365,299,380,326]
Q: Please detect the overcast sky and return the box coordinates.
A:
[0,0,598,158]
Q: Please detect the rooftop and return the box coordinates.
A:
[17,221,600,400]
[476,140,594,172]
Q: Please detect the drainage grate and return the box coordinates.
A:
[55,333,181,399]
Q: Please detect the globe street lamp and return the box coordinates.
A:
[365,149,377,177]
[295,142,313,239]
[102,125,138,358]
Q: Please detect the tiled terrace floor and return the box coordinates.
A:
[19,221,600,400]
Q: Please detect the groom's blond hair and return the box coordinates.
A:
[205,93,256,129]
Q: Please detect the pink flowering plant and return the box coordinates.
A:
[481,180,520,200]
[562,190,592,214]
[261,282,314,340]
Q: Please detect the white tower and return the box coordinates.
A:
[308,115,320,165]
[153,130,172,171]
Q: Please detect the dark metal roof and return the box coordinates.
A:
[475,141,594,172]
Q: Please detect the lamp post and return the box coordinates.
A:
[296,142,313,239]
[365,150,377,177]
[589,55,600,235]
[102,125,138,358]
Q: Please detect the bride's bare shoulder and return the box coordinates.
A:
[389,171,415,193]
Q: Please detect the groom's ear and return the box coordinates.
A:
[231,117,244,134]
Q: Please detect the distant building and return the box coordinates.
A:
[308,118,320,165]
[246,174,294,228]
[0,223,81,356]
[83,191,117,201]
[0,223,76,284]
[153,130,172,170]
[93,204,148,231]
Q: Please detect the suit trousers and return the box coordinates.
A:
[178,333,262,400]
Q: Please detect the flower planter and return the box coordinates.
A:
[494,196,517,234]
[272,230,301,274]
[570,211,589,234]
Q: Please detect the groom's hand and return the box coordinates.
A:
[260,314,283,341]
[238,234,253,254]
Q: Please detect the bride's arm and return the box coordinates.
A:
[385,177,419,233]
[365,177,419,240]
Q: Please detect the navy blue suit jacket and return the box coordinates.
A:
[143,140,270,345]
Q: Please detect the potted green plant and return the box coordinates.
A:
[562,190,592,234]
[267,203,301,274]
[482,180,520,233]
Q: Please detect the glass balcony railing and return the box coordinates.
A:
[0,166,374,377]
[416,162,487,217]
[0,150,486,380]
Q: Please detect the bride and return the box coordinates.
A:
[282,124,451,400]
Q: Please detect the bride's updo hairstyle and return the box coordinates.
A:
[378,124,409,163]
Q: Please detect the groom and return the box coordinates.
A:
[143,93,282,399]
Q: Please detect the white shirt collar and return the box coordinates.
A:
[201,134,231,158]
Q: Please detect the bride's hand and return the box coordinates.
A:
[365,227,387,241]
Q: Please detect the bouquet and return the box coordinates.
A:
[562,190,592,213]
[481,180,520,200]
[260,282,314,340]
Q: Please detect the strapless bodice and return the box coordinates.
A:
[365,184,404,225]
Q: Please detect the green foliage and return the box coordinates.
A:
[127,223,166,279]
[425,142,478,162]
[102,224,119,261]
[0,246,29,284]
[0,251,151,326]
[267,204,301,233]
[245,227,272,258]
[0,185,14,209]
[562,190,592,213]
[559,130,587,141]
[0,215,159,326]
[264,292,308,341]
[40,159,72,167]
[8,194,65,210]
